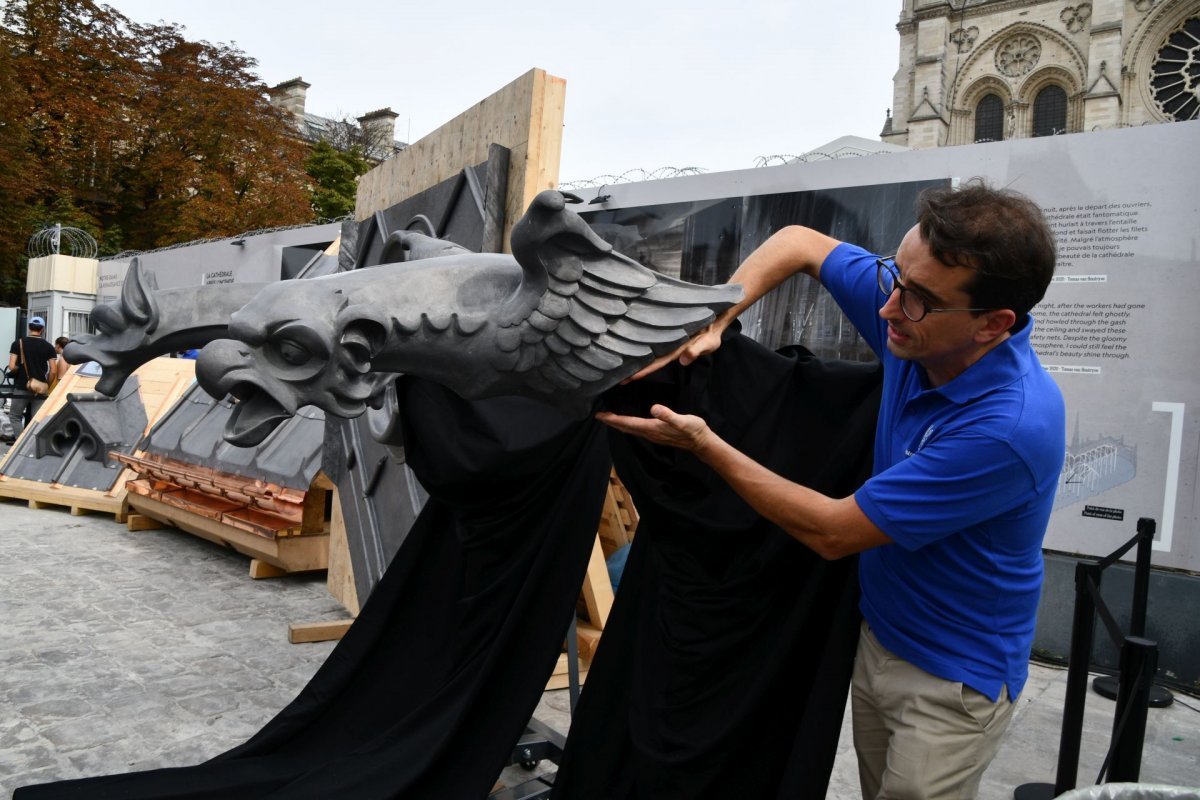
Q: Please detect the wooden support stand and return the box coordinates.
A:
[126,513,165,532]
[546,469,638,691]
[288,619,355,644]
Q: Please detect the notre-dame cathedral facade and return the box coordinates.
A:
[881,0,1199,148]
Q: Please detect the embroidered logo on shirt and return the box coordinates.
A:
[905,424,937,457]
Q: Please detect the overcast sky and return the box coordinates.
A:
[104,0,903,184]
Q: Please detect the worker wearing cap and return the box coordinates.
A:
[7,316,57,443]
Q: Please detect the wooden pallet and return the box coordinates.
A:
[0,358,196,516]
[0,476,128,520]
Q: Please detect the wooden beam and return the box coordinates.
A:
[249,559,288,580]
[325,486,359,615]
[300,485,328,536]
[128,494,329,574]
[580,535,614,630]
[288,619,355,644]
[126,513,165,532]
[546,651,590,691]
[576,620,603,663]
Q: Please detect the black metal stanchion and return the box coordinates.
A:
[1092,519,1174,708]
[1105,636,1159,783]
[1015,560,1100,799]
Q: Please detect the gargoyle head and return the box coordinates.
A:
[195,279,390,446]
[64,258,160,395]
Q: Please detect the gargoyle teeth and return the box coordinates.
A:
[421,312,452,332]
[453,315,487,336]
[393,315,421,335]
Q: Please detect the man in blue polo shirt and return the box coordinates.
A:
[598,182,1065,799]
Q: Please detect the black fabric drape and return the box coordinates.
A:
[17,334,880,800]
[16,382,612,800]
[552,332,881,799]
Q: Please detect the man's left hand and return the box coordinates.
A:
[596,404,713,454]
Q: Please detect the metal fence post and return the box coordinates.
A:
[1107,636,1158,783]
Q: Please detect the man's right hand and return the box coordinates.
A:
[624,316,730,382]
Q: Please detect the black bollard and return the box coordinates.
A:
[1093,519,1173,708]
[1107,636,1159,783]
[1016,560,1101,799]
[1055,561,1102,794]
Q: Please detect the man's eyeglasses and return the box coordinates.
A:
[875,256,993,323]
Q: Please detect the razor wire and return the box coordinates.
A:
[561,149,895,190]
[26,225,99,259]
[559,166,707,190]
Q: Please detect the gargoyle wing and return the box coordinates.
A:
[495,190,742,397]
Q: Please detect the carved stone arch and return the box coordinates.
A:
[961,75,1015,107]
[1125,0,1200,123]
[955,21,1089,105]
[1017,64,1084,105]
[949,22,1085,142]
[1018,65,1083,135]
[950,75,1015,145]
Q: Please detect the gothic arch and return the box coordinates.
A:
[1125,0,1200,123]
[949,22,1086,141]
[1017,64,1083,105]
[951,75,1015,144]
[1019,65,1084,136]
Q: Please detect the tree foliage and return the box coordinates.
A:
[0,0,314,305]
[305,139,369,220]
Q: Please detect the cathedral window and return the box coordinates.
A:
[1032,85,1068,136]
[974,94,1005,142]
[1151,16,1200,121]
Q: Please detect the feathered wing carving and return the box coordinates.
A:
[494,190,742,397]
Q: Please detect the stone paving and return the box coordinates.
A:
[1,436,1198,798]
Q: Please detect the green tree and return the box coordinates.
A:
[0,0,313,304]
[305,139,370,220]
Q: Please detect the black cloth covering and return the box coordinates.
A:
[16,383,613,800]
[17,333,880,800]
[552,332,881,799]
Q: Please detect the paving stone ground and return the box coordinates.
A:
[1,437,1197,798]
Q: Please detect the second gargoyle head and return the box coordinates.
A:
[195,278,390,447]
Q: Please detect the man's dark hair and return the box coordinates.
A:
[28,320,44,332]
[916,180,1056,330]
[55,336,70,349]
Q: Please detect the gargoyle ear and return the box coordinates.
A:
[119,258,161,334]
[335,304,389,369]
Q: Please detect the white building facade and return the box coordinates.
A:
[882,0,1200,148]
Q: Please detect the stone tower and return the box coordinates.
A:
[882,0,1200,148]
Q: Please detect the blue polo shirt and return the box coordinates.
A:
[822,243,1065,702]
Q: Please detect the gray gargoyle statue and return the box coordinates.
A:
[67,190,743,446]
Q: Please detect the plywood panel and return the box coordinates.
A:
[355,68,565,253]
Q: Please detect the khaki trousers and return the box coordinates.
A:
[851,622,1014,800]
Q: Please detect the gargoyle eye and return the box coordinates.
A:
[278,339,310,366]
